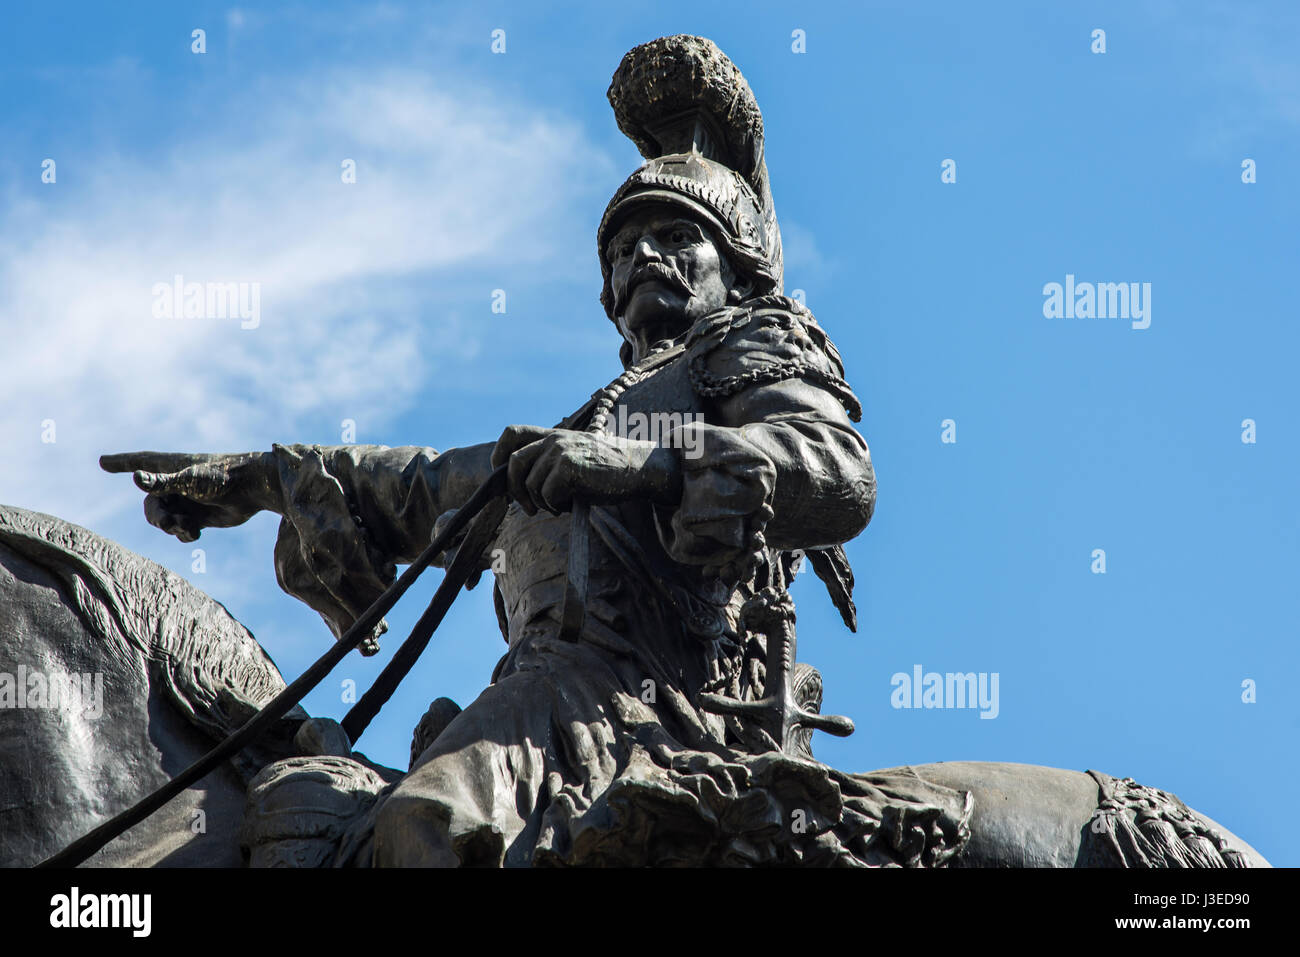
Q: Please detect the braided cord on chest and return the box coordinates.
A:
[688,355,863,422]
[585,344,684,434]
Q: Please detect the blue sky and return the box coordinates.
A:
[1,1,1296,865]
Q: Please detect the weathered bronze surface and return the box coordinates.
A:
[0,35,1269,868]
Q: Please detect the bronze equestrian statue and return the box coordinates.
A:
[0,36,1268,869]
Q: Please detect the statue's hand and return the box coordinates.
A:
[100,450,279,542]
[491,425,680,516]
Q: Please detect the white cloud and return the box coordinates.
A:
[0,67,615,534]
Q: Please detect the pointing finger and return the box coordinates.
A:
[101,451,214,474]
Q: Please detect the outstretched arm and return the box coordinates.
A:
[278,442,497,563]
[267,442,497,651]
[103,441,497,649]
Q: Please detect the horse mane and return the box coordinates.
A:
[0,505,298,755]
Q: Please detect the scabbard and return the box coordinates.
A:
[559,500,590,641]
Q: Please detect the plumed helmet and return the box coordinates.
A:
[598,35,784,321]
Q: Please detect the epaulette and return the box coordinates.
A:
[684,296,862,422]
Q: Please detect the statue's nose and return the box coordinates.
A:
[631,234,663,265]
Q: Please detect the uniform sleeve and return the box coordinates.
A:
[267,442,493,652]
[654,298,875,579]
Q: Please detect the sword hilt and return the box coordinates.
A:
[697,587,855,756]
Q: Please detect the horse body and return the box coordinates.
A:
[909,761,1269,868]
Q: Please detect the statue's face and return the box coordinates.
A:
[607,204,743,345]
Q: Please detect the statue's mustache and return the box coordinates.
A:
[615,262,692,313]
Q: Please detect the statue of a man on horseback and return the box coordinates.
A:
[4,35,1268,870]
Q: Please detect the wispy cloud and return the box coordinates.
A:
[0,65,614,533]
[1173,2,1300,154]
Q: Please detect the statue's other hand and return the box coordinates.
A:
[100,450,278,542]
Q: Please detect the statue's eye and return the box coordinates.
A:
[669,228,689,245]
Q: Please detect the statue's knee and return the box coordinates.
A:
[241,756,386,868]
